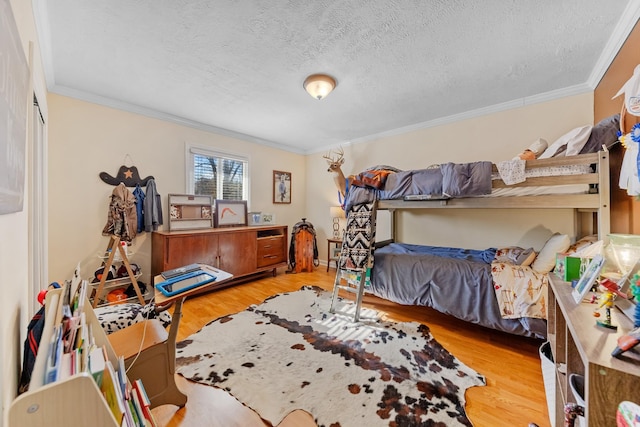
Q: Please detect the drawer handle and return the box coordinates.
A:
[263,245,272,249]
[263,255,277,259]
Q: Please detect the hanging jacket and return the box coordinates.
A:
[144,178,163,232]
[133,184,145,233]
[102,182,137,242]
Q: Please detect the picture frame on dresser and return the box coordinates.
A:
[572,254,605,303]
[261,212,276,225]
[248,211,263,226]
[214,199,248,227]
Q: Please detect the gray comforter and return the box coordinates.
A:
[370,243,547,339]
[344,161,492,212]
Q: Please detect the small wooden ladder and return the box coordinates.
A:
[92,235,146,308]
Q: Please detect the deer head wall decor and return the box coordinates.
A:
[323,147,353,199]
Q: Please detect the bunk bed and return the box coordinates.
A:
[349,150,611,339]
[348,151,610,239]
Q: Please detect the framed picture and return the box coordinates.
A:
[214,200,248,227]
[0,3,29,214]
[261,212,276,225]
[273,170,291,204]
[572,254,605,304]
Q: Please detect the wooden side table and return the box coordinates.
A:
[108,265,233,408]
[327,238,342,271]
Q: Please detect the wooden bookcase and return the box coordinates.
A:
[9,286,129,427]
[547,274,640,426]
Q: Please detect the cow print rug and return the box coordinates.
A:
[176,286,485,427]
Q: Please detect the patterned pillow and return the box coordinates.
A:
[566,235,598,255]
[494,247,536,266]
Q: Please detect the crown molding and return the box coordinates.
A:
[588,0,640,88]
[50,85,307,155]
[308,84,593,154]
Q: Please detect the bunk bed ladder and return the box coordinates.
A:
[329,201,377,322]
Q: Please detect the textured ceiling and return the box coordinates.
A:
[34,1,639,154]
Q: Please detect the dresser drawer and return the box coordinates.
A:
[257,236,285,267]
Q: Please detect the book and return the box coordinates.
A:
[129,384,146,427]
[58,352,73,381]
[44,324,63,384]
[133,379,151,407]
[88,345,107,388]
[101,360,125,424]
[124,398,137,427]
[133,379,157,426]
[116,356,128,400]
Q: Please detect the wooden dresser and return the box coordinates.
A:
[151,225,288,291]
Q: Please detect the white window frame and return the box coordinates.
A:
[185,143,249,202]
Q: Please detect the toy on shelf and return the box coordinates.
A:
[631,271,640,328]
[612,326,640,358]
[611,270,640,358]
[593,278,627,330]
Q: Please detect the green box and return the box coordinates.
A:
[555,254,583,282]
[564,256,582,281]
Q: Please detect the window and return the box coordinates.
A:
[187,145,248,201]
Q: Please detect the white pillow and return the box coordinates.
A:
[538,125,593,159]
[531,233,571,273]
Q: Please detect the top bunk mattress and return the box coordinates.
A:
[343,152,605,211]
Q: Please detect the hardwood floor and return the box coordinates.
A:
[151,268,551,427]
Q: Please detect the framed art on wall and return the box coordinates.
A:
[0,0,29,214]
[273,170,291,204]
[214,200,248,227]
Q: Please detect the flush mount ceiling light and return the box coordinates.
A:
[303,74,336,100]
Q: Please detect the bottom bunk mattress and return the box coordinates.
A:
[370,243,547,339]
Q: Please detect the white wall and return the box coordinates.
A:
[306,92,595,257]
[47,94,307,283]
[2,1,48,426]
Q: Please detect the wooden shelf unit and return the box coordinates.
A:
[9,286,133,427]
[168,194,213,231]
[151,225,288,292]
[547,274,640,426]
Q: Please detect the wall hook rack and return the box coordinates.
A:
[99,165,154,187]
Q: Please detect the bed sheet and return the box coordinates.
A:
[345,159,592,211]
[370,243,547,339]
